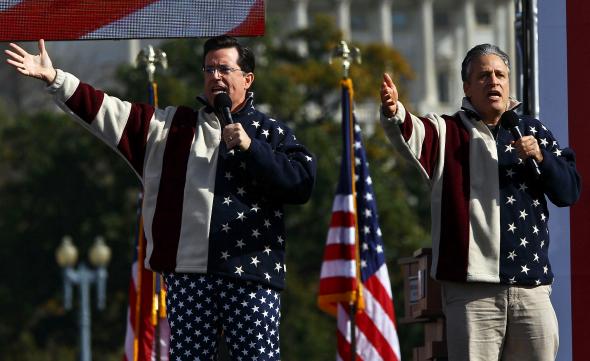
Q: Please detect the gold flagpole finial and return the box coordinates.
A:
[136,45,168,82]
[329,40,361,79]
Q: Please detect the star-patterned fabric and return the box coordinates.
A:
[165,273,281,361]
[496,114,579,285]
[206,93,316,290]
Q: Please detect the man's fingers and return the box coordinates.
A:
[6,58,23,68]
[38,39,46,54]
[8,42,28,57]
[5,49,24,63]
[383,72,394,87]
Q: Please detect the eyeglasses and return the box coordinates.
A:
[202,65,244,75]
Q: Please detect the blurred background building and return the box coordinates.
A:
[267,0,516,115]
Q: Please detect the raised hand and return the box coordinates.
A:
[380,72,399,118]
[5,39,57,84]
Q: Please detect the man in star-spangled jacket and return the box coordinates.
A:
[380,44,580,361]
[6,36,315,360]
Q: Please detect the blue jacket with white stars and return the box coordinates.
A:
[48,70,316,291]
[204,95,316,290]
[496,112,580,285]
[381,98,581,286]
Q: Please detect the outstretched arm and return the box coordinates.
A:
[379,72,443,181]
[5,39,57,85]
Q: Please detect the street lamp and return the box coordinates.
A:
[55,235,112,361]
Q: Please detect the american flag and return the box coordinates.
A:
[123,214,170,361]
[318,79,401,361]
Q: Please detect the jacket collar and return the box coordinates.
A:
[196,92,255,115]
[460,97,521,122]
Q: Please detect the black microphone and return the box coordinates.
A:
[214,92,233,125]
[500,110,541,177]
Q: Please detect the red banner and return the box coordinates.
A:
[0,0,264,41]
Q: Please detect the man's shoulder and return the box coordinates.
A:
[519,114,553,136]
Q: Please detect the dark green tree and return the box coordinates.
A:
[0,110,142,360]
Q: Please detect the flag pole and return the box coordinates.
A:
[330,40,362,361]
[136,45,168,361]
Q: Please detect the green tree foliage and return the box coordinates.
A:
[0,15,431,361]
[0,110,142,360]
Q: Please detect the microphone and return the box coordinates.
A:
[500,110,541,177]
[214,92,233,125]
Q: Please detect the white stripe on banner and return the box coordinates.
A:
[332,194,355,213]
[337,304,383,361]
[326,227,356,245]
[320,260,356,278]
[85,0,257,39]
[364,277,400,357]
[538,2,572,361]
[375,263,393,298]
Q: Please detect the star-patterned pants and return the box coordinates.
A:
[164,272,281,361]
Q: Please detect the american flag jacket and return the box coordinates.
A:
[381,98,580,286]
[48,69,316,290]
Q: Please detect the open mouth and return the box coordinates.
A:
[211,85,227,94]
[487,90,502,100]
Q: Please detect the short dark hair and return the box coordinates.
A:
[461,43,510,82]
[202,35,255,73]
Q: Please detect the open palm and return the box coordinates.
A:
[5,39,56,84]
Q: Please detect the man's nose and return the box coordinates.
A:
[489,73,500,85]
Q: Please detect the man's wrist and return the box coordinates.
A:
[381,104,397,118]
[44,68,57,85]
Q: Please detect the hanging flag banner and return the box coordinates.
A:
[318,78,401,361]
[0,0,265,41]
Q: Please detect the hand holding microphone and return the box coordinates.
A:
[500,110,542,177]
[214,92,251,151]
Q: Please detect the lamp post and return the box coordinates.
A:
[55,235,112,361]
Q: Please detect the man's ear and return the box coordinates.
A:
[244,72,255,90]
[463,81,470,97]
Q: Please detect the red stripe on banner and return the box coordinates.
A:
[566,1,590,360]
[126,262,156,360]
[356,311,399,361]
[330,211,356,228]
[365,275,396,324]
[336,331,366,361]
[0,0,159,40]
[227,0,265,36]
[322,243,356,261]
[319,277,358,296]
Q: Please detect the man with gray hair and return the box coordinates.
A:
[380,43,580,360]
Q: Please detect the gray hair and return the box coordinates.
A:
[461,43,510,82]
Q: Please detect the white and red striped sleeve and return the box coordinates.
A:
[47,69,157,178]
[380,101,446,181]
